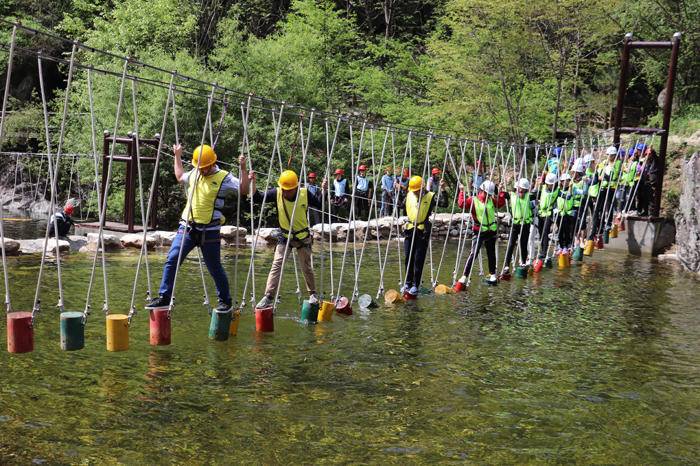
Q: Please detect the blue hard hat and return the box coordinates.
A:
[553,147,563,156]
[617,148,626,156]
[635,143,647,151]
[628,147,635,155]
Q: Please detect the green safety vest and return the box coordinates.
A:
[406,191,434,230]
[538,187,559,217]
[623,160,639,187]
[588,166,601,198]
[181,169,229,225]
[510,192,532,225]
[572,180,585,207]
[277,188,309,240]
[473,196,498,231]
[557,189,575,216]
[601,159,622,189]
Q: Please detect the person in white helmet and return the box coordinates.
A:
[556,173,576,251]
[591,145,621,237]
[455,179,506,287]
[536,172,560,259]
[501,177,534,277]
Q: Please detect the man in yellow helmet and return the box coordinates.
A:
[402,175,447,297]
[249,169,327,309]
[146,144,249,311]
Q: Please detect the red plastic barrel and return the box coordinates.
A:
[7,312,33,354]
[255,307,274,332]
[533,259,544,273]
[149,308,171,346]
[335,296,353,315]
[403,290,417,301]
[453,281,466,292]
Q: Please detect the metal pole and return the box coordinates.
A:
[652,32,681,217]
[613,33,633,146]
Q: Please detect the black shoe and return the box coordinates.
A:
[145,295,170,309]
[215,301,232,313]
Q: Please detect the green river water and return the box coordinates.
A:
[0,243,699,464]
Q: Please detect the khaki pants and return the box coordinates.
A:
[264,236,316,297]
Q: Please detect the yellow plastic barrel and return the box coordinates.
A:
[583,239,595,256]
[610,223,619,238]
[384,289,403,304]
[229,309,241,336]
[558,252,568,269]
[434,284,452,295]
[318,301,335,322]
[106,314,129,352]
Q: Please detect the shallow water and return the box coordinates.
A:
[1,211,47,240]
[0,243,699,464]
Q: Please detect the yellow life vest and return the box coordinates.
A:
[277,188,309,240]
[405,191,434,230]
[181,169,229,225]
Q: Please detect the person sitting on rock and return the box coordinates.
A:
[251,169,327,309]
[48,201,75,238]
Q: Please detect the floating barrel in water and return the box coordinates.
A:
[453,281,466,292]
[572,246,584,261]
[434,284,452,295]
[619,217,626,232]
[7,311,33,354]
[60,311,85,351]
[603,230,610,244]
[595,235,605,249]
[229,309,241,336]
[335,296,352,315]
[357,294,377,309]
[106,314,129,352]
[584,239,595,256]
[499,271,512,281]
[610,223,619,238]
[544,257,553,268]
[402,289,417,301]
[558,252,569,269]
[300,299,319,323]
[384,289,403,304]
[533,258,544,273]
[149,308,171,346]
[255,306,274,332]
[209,308,232,341]
[318,301,335,321]
[514,266,528,278]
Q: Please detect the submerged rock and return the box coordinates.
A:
[676,152,700,273]
[2,238,20,256]
[18,238,70,254]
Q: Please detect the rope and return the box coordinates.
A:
[0,26,17,313]
[127,76,174,322]
[31,45,77,320]
[82,68,110,320]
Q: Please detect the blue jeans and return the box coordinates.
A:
[158,226,231,305]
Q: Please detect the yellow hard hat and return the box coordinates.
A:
[408,175,423,192]
[192,145,217,168]
[278,170,299,190]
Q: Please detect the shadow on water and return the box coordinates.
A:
[0,244,699,463]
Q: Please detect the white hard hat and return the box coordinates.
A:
[606,146,617,156]
[516,178,530,191]
[545,173,558,185]
[560,173,572,181]
[583,153,594,163]
[479,180,495,195]
[572,162,585,173]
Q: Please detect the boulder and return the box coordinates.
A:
[2,238,20,256]
[676,152,700,273]
[85,233,123,251]
[120,233,157,249]
[220,226,247,245]
[257,227,279,245]
[152,230,177,247]
[67,235,88,252]
[18,238,70,254]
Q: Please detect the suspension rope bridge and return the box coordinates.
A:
[0,21,660,354]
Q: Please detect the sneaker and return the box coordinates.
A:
[501,266,510,275]
[215,301,232,313]
[308,293,319,304]
[485,274,498,285]
[256,295,274,309]
[458,275,467,284]
[145,295,170,309]
[408,286,419,296]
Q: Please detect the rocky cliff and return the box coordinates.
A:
[675,152,700,274]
